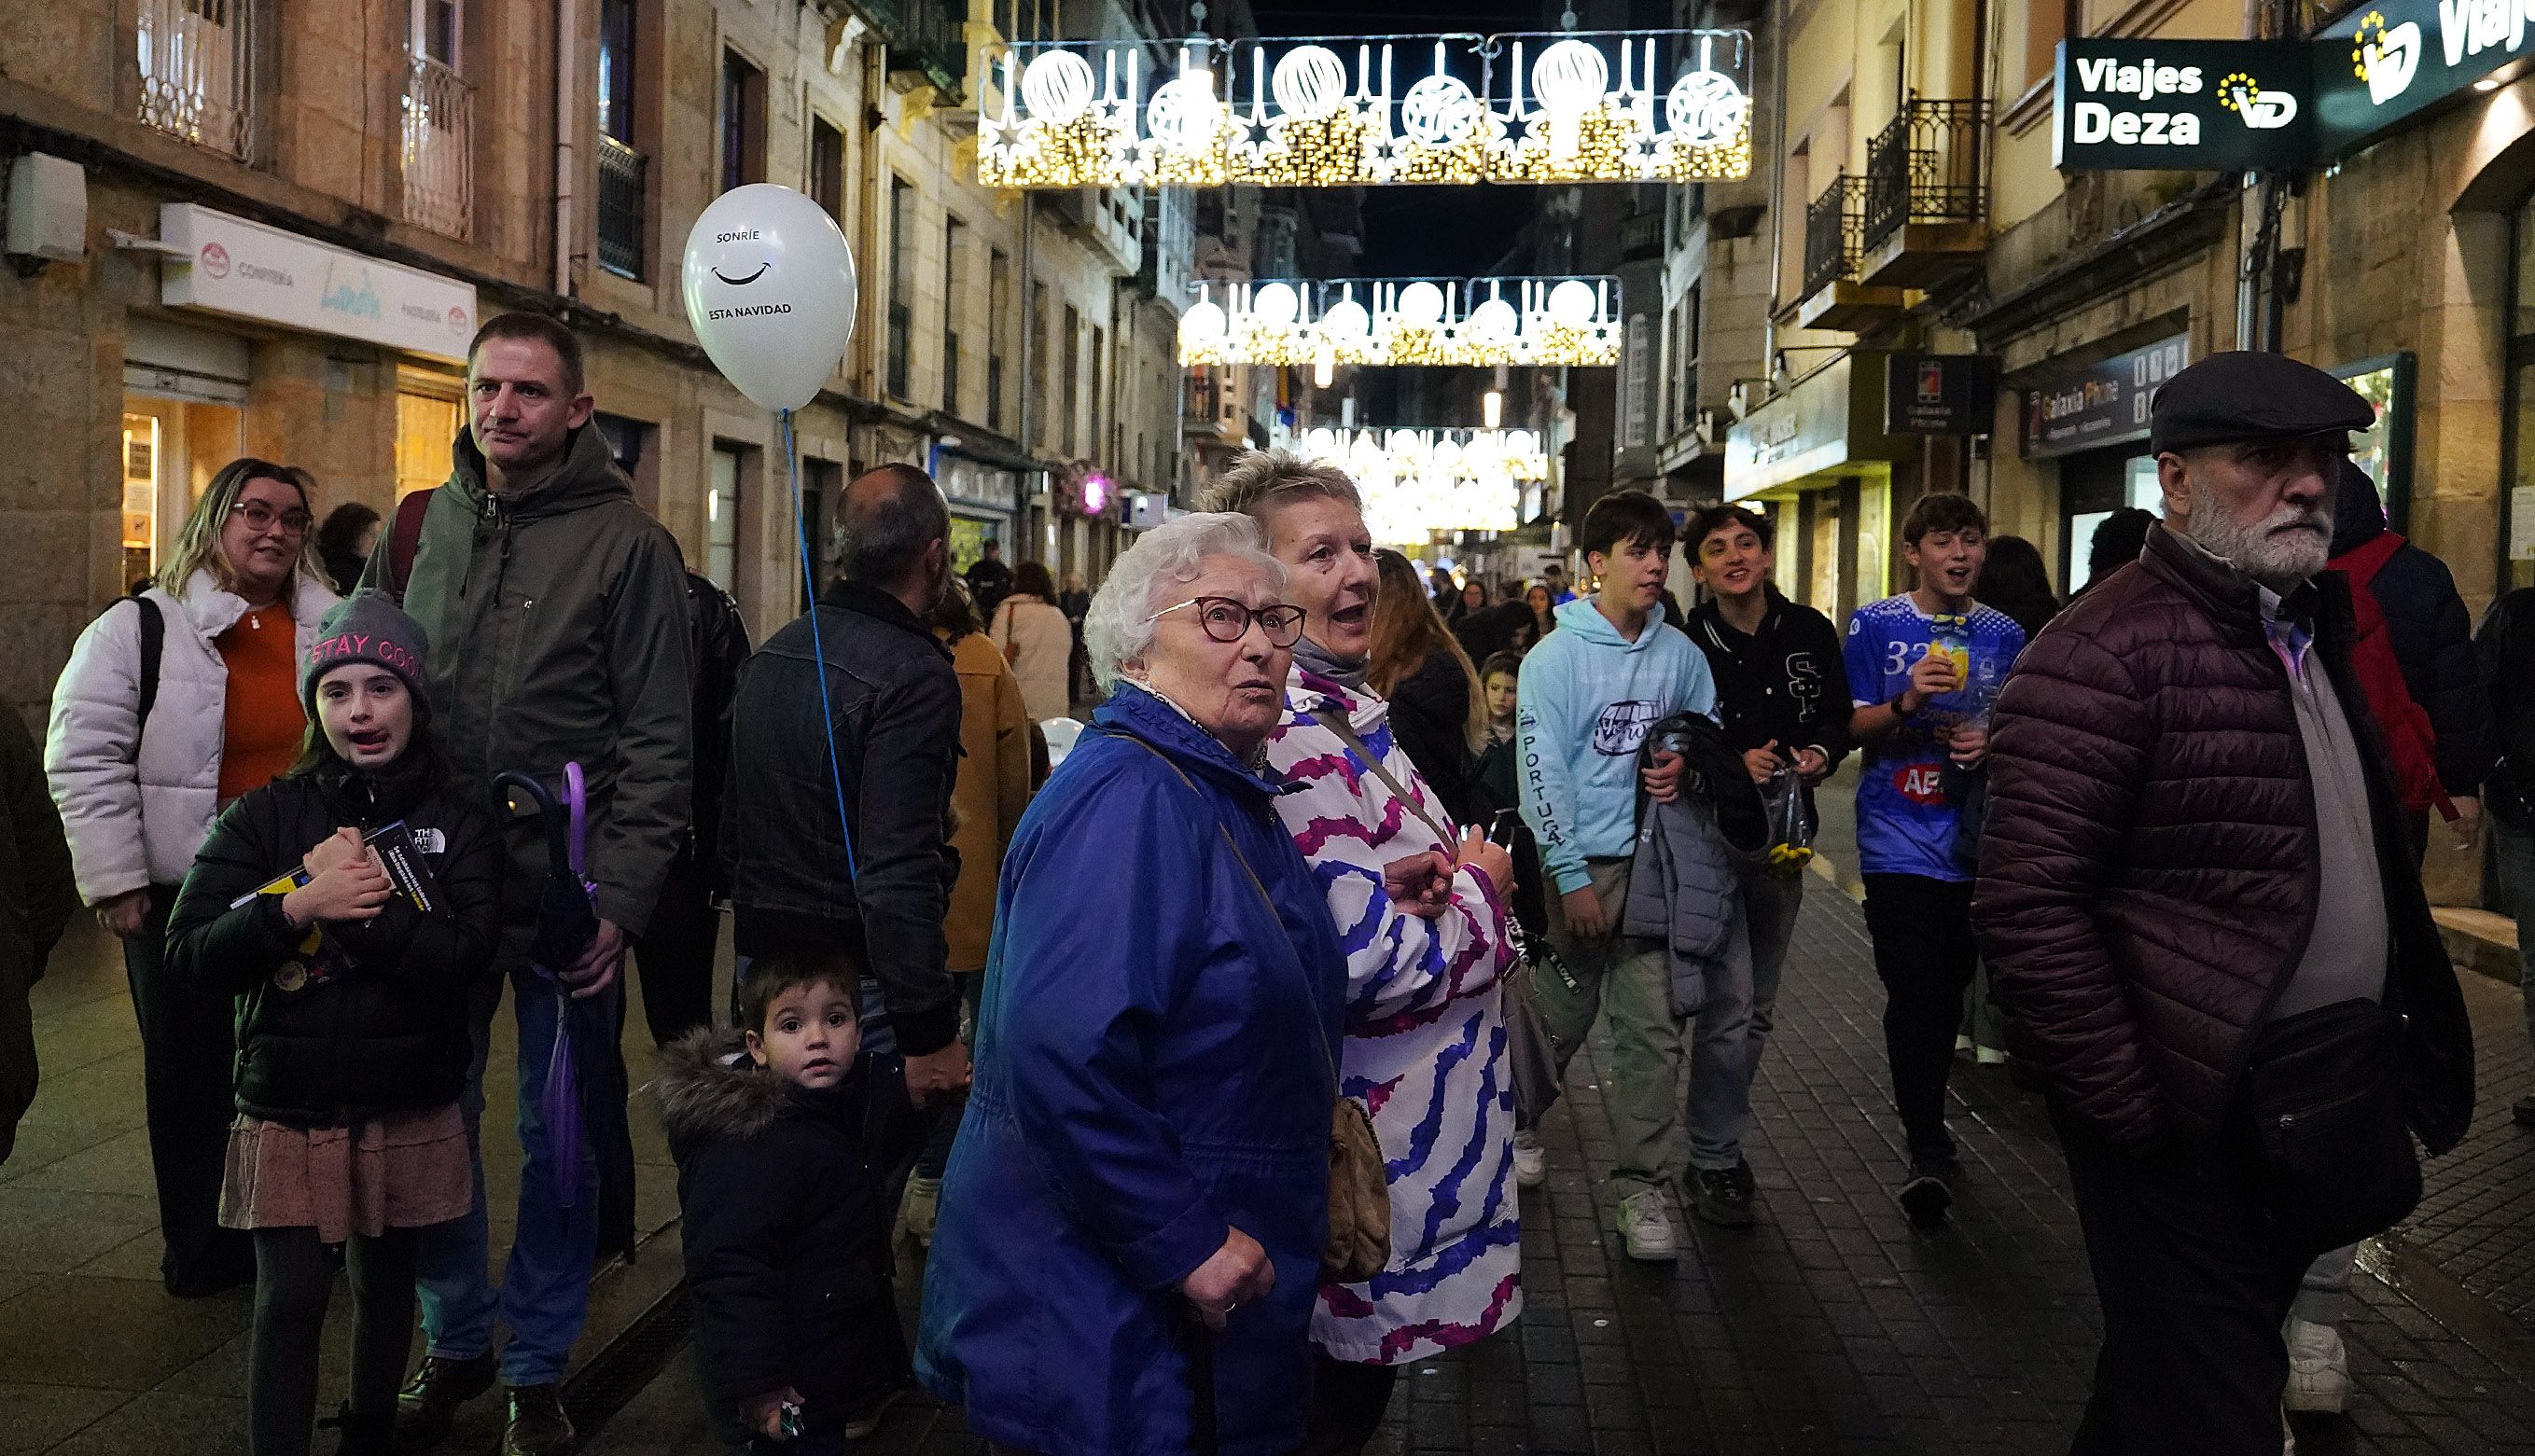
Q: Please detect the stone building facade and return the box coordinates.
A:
[0,0,1191,719]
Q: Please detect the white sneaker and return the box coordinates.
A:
[1617,1189,1678,1262]
[1511,1129,1547,1188]
[2281,1406,2297,1454]
[2283,1317,2349,1413]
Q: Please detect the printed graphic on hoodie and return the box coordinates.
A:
[1592,700,1659,756]
[1841,595,2025,882]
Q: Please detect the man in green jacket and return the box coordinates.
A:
[369,312,694,1456]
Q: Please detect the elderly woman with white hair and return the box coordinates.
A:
[916,512,1347,1456]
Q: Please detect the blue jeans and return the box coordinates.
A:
[415,959,608,1386]
[1686,869,1802,1172]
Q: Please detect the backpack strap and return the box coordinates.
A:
[129,592,162,733]
[387,488,435,599]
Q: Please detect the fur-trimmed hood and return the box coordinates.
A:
[653,1028,796,1146]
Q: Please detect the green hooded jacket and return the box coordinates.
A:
[368,424,693,936]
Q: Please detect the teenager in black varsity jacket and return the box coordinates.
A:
[1673,503,1852,1227]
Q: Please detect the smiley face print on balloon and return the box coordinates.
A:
[680,184,860,412]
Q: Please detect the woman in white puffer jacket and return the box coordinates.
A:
[45,458,338,1297]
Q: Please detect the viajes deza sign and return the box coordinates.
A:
[2054,40,2313,171]
[2316,0,2535,155]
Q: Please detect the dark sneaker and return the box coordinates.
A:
[319,1403,396,1456]
[2514,1094,2535,1129]
[393,1352,496,1452]
[502,1384,574,1456]
[1692,1164,1759,1227]
[1898,1159,1953,1229]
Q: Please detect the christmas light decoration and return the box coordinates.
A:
[978,30,1752,189]
[1179,275,1622,368]
[1294,426,1550,539]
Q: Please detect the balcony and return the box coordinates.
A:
[1797,175,1902,332]
[1859,97,1990,289]
[596,134,648,279]
[136,0,255,159]
[400,56,474,240]
[851,0,966,102]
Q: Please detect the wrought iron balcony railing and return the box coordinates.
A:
[1803,174,1868,300]
[1863,97,1991,250]
[597,134,649,279]
[137,0,256,159]
[400,55,474,239]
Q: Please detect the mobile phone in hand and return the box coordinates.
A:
[1487,809,1524,848]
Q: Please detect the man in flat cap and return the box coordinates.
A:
[1971,351,2475,1453]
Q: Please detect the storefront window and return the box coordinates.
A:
[396,377,463,498]
[2512,190,2535,590]
[708,446,741,594]
[1856,476,1889,606]
[1808,495,1844,617]
[118,392,244,590]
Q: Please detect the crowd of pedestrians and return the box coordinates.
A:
[4,317,2531,1456]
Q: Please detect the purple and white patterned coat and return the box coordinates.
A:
[1263,666,1523,1366]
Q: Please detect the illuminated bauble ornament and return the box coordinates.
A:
[1178,298,1228,345]
[1271,45,1350,120]
[1532,40,1611,118]
[1466,297,1518,344]
[1547,279,1599,327]
[1320,298,1372,340]
[1147,72,1219,150]
[1022,50,1098,124]
[1399,73,1483,146]
[1250,281,1301,326]
[1387,427,1422,456]
[1302,426,1339,455]
[1506,428,1541,456]
[1665,68,1748,144]
[1394,281,1447,327]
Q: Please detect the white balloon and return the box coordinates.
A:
[1320,298,1372,340]
[681,184,859,412]
[1395,280,1447,327]
[1250,281,1301,326]
[1022,50,1098,124]
[1547,279,1599,326]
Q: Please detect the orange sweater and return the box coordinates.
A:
[216,609,307,801]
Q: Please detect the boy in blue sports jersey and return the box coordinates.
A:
[1843,492,2025,1228]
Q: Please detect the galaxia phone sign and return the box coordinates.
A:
[2054,40,2314,171]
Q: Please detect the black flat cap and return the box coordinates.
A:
[2148,351,2375,455]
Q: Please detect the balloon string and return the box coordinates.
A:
[784,407,859,882]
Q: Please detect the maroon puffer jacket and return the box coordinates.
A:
[1973,526,2472,1156]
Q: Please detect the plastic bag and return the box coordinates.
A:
[1762,765,1813,876]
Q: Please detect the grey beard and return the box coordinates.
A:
[2184,489,2330,592]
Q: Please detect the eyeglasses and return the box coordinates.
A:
[1145,595,1307,647]
[231,501,313,537]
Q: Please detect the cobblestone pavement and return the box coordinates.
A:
[585,873,2535,1456]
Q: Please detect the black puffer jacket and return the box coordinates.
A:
[1386,648,1481,825]
[166,752,502,1126]
[2477,588,2535,821]
[2330,465,2499,798]
[655,1030,917,1436]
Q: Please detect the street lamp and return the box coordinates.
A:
[1483,389,1503,429]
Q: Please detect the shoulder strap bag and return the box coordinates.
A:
[1125,737,1390,1284]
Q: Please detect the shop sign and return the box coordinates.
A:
[2317,1,2535,156]
[158,204,478,364]
[2020,334,2190,459]
[1884,354,1999,436]
[1723,353,1909,500]
[2053,40,2313,171]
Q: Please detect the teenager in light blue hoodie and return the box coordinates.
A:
[1515,490,1715,1263]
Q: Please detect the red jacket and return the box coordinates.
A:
[1972,527,2472,1155]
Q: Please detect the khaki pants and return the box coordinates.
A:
[1537,857,1686,1199]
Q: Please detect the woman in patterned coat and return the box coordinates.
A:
[1200,451,1522,1454]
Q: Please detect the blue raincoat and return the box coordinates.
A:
[916,683,1346,1456]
